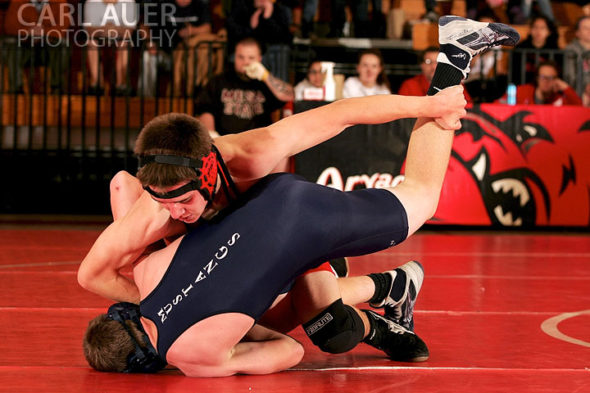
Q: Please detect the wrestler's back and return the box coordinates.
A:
[138,173,407,359]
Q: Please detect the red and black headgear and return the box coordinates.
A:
[138,147,219,202]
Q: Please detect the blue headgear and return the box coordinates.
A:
[107,302,167,373]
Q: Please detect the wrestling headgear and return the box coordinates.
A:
[107,302,167,373]
[138,147,219,201]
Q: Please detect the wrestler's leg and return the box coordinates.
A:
[259,275,371,334]
[261,263,428,361]
[386,17,520,236]
[257,292,298,333]
[303,261,424,331]
[259,263,349,333]
[258,271,367,357]
[338,274,375,305]
[291,270,369,354]
[386,117,454,237]
[109,170,144,220]
[261,261,421,332]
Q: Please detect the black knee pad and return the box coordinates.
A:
[302,299,365,354]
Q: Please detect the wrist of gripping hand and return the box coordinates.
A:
[245,62,269,81]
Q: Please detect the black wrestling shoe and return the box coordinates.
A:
[437,15,520,78]
[329,257,349,278]
[363,310,429,362]
[370,260,424,331]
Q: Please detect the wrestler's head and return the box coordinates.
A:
[83,303,166,373]
[135,113,216,223]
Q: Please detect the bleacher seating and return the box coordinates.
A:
[409,1,584,49]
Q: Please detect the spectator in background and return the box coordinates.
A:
[575,0,590,16]
[165,0,221,97]
[328,0,384,38]
[564,16,590,100]
[226,0,293,81]
[83,0,138,95]
[511,14,559,85]
[398,47,438,97]
[194,37,294,136]
[583,82,590,107]
[299,0,319,38]
[3,0,72,94]
[399,46,472,102]
[464,11,508,102]
[505,61,582,105]
[342,49,390,98]
[136,1,172,97]
[422,0,478,22]
[422,0,439,22]
[519,0,555,23]
[294,59,324,100]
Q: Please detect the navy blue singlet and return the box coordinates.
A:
[140,173,408,359]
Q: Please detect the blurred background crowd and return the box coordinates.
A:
[1,0,589,215]
[1,0,589,129]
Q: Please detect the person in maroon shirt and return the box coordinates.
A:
[399,47,472,102]
[510,61,582,106]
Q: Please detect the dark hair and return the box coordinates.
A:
[357,48,390,90]
[235,36,264,55]
[134,113,213,188]
[83,314,147,372]
[476,7,497,22]
[307,58,322,71]
[529,14,558,48]
[534,60,560,85]
[420,46,439,63]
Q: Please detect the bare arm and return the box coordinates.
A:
[175,322,304,377]
[217,87,466,181]
[77,192,185,303]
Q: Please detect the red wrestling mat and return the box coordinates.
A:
[0,226,588,393]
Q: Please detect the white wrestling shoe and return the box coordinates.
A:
[437,15,521,78]
[369,260,424,331]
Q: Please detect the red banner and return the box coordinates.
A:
[294,103,590,227]
[434,104,590,227]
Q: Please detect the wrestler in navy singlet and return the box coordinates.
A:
[140,173,409,359]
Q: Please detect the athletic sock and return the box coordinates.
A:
[389,269,406,302]
[426,62,464,96]
[368,272,393,304]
